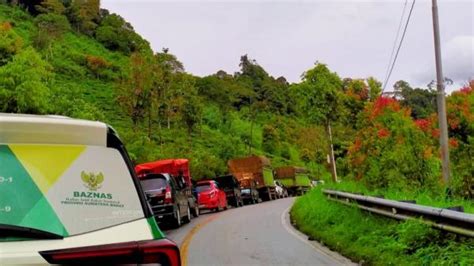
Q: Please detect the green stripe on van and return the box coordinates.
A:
[147,217,164,239]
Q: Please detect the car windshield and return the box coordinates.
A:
[196,184,212,192]
[0,144,145,241]
[241,189,251,194]
[140,178,167,191]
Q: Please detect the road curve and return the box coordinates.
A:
[165,197,353,266]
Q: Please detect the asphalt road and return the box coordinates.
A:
[164,197,354,266]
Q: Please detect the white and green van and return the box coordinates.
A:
[0,113,180,265]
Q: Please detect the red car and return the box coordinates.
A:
[196,180,228,212]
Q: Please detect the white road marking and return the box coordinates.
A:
[280,200,356,265]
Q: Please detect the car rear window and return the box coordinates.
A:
[0,144,145,240]
[140,178,167,191]
[196,184,211,193]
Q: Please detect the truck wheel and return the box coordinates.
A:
[192,205,200,218]
[173,208,182,228]
[184,206,191,224]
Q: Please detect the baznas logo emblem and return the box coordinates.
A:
[81,171,104,191]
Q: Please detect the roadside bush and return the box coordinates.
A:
[0,47,52,114]
[348,97,441,191]
[291,187,474,265]
[413,84,474,198]
[33,13,70,51]
[85,54,111,78]
[447,84,474,198]
[0,21,23,65]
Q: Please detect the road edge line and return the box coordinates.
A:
[280,201,355,266]
[180,215,218,266]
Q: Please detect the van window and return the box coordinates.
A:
[141,177,168,191]
[0,144,145,239]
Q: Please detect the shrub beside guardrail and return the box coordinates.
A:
[323,189,474,237]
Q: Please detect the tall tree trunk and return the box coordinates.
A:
[326,121,338,182]
[167,111,171,129]
[147,105,152,139]
[249,116,254,155]
[199,112,203,137]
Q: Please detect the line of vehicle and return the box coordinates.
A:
[179,214,219,266]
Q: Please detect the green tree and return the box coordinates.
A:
[181,78,203,135]
[36,0,66,14]
[348,97,440,190]
[293,63,344,181]
[0,22,22,66]
[367,77,382,101]
[95,13,149,54]
[156,49,185,129]
[393,80,437,119]
[33,13,71,57]
[445,83,474,198]
[262,124,280,155]
[0,47,52,113]
[67,0,100,35]
[236,55,289,114]
[342,78,368,127]
[117,52,155,127]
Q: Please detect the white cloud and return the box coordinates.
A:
[444,35,474,82]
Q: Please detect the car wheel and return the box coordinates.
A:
[173,208,182,228]
[224,201,228,210]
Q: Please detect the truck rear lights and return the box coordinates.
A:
[39,238,181,266]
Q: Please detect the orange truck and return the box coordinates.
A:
[228,155,277,201]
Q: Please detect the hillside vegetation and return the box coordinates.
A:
[0,1,472,199]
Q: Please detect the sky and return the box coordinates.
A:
[101,0,474,92]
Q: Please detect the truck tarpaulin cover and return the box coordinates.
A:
[135,159,191,186]
[227,155,271,188]
[274,166,309,179]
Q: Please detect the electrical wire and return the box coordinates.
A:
[382,0,416,93]
[383,0,408,90]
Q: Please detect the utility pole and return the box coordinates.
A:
[431,0,450,185]
[327,121,338,182]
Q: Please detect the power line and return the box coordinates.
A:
[382,0,416,93]
[383,0,408,88]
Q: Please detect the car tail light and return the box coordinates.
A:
[164,185,173,204]
[39,238,181,266]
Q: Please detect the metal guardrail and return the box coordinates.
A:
[323,189,474,237]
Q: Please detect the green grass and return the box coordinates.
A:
[326,181,474,214]
[291,186,474,265]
